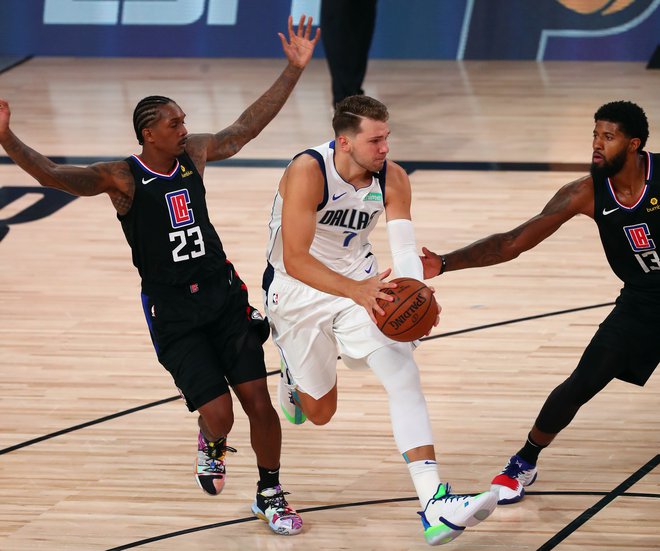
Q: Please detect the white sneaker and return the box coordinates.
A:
[278,361,306,425]
[491,454,538,505]
[419,483,497,546]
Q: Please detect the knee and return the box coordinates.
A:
[201,411,234,439]
[305,402,337,426]
[307,410,335,426]
[243,395,277,422]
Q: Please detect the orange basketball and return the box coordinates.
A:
[376,277,438,342]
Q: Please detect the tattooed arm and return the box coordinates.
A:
[185,15,320,173]
[0,99,134,214]
[421,176,595,278]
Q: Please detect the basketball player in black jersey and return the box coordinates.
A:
[0,15,319,536]
[421,100,658,505]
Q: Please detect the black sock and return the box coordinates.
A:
[516,433,546,466]
[257,465,280,492]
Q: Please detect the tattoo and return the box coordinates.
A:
[1,130,135,213]
[447,178,590,270]
[207,64,303,162]
[107,162,135,215]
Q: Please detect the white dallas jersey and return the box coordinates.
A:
[267,140,386,281]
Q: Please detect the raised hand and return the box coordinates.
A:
[278,15,320,69]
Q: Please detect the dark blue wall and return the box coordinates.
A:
[1,0,658,61]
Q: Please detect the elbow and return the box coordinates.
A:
[282,251,300,279]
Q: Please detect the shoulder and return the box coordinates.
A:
[89,159,133,184]
[382,160,410,197]
[290,150,325,175]
[384,160,407,179]
[544,174,594,218]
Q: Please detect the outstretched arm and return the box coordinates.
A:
[186,15,320,169]
[0,99,133,212]
[421,176,595,278]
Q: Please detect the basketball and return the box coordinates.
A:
[376,277,439,342]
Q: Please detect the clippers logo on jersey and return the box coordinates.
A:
[624,223,655,252]
[166,189,195,228]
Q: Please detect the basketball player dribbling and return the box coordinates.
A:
[0,16,319,537]
[263,95,497,546]
[421,101,659,506]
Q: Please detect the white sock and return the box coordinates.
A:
[407,459,441,508]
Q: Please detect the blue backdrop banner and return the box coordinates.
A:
[1,0,658,61]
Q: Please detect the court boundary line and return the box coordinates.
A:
[0,301,615,456]
[105,482,660,550]
[538,454,660,550]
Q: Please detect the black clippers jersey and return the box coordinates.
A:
[119,153,226,288]
[593,151,660,303]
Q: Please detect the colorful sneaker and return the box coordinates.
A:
[419,483,497,546]
[278,361,306,425]
[251,484,303,535]
[194,431,236,496]
[491,454,538,505]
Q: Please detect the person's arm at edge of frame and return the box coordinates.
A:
[0,99,132,211]
[420,175,595,278]
[185,15,321,173]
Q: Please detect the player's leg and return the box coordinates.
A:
[156,332,236,497]
[363,343,497,545]
[266,274,342,425]
[141,288,239,496]
[492,342,624,504]
[223,312,302,536]
[196,393,236,496]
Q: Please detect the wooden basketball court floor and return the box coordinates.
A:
[0,57,658,550]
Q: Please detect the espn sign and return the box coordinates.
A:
[43,0,240,25]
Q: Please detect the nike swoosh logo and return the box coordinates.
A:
[332,192,347,201]
[602,207,619,215]
[142,177,157,185]
[365,262,374,274]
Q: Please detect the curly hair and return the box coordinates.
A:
[594,100,649,151]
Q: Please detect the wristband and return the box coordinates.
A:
[438,255,447,276]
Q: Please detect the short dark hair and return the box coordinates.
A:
[332,95,389,137]
[594,100,649,151]
[133,95,175,144]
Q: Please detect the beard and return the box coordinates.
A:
[590,149,626,179]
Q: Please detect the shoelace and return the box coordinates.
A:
[261,489,291,512]
[502,459,529,478]
[435,492,472,503]
[202,441,237,472]
[429,484,471,504]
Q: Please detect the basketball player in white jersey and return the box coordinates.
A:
[263,95,497,546]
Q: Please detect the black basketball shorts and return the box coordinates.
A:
[140,264,271,411]
[583,291,659,386]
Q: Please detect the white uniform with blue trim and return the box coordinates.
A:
[264,140,395,399]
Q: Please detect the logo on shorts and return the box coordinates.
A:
[272,292,279,305]
[251,308,263,320]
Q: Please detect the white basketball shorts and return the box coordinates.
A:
[265,271,394,399]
